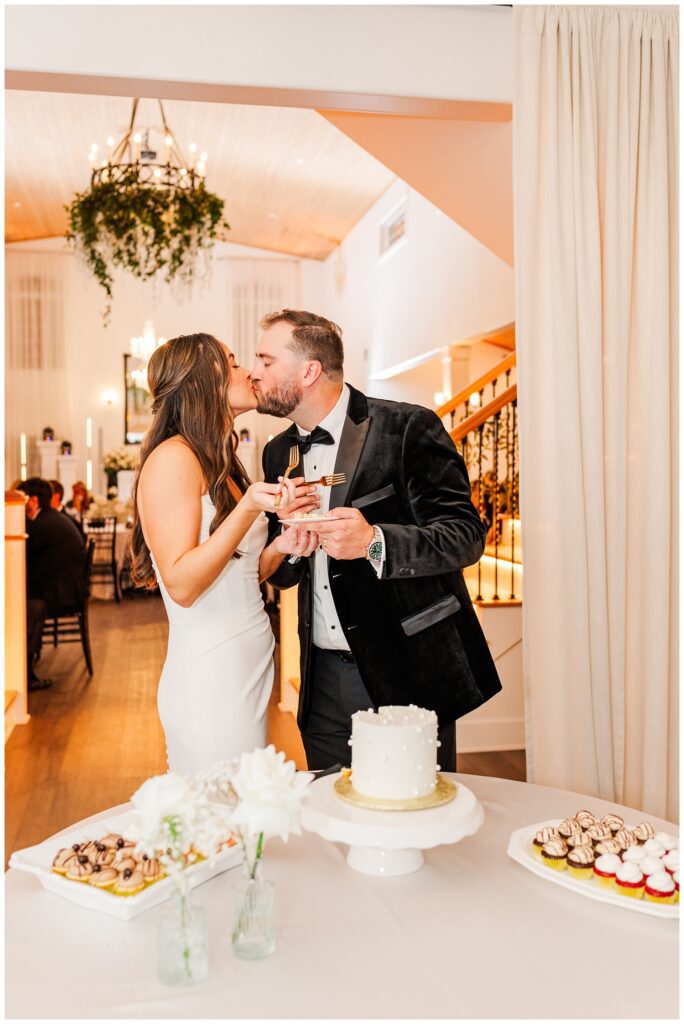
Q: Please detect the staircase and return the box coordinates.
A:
[436,346,524,753]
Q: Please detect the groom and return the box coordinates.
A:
[251,309,501,771]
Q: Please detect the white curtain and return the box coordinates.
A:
[514,6,678,820]
[5,250,71,485]
[228,258,301,367]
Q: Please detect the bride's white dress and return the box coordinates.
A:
[152,494,275,775]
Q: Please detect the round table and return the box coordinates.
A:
[5,774,678,1019]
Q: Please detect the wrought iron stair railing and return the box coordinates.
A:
[436,353,520,604]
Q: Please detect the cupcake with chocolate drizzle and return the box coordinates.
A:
[613,829,638,851]
[532,827,560,859]
[557,818,580,841]
[631,822,656,844]
[600,813,625,835]
[567,845,595,880]
[541,838,568,871]
[574,810,596,830]
[594,839,623,857]
[566,831,593,850]
[113,867,145,896]
[585,822,613,845]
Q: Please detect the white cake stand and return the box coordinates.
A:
[301,773,484,876]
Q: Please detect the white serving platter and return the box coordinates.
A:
[507,820,678,919]
[9,810,243,920]
[280,514,341,526]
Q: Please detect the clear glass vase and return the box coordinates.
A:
[157,876,209,986]
[231,860,276,960]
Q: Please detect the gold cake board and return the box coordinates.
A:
[334,773,457,812]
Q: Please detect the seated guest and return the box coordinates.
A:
[49,479,64,511]
[17,478,87,691]
[65,480,92,520]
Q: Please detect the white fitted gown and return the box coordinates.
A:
[153,494,274,775]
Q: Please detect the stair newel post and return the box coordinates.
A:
[476,424,485,602]
[492,411,500,600]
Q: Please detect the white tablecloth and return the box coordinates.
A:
[5,775,678,1019]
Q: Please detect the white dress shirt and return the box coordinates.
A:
[291,386,384,651]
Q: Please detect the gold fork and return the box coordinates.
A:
[303,473,347,487]
[274,444,300,508]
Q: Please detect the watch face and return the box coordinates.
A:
[368,540,383,561]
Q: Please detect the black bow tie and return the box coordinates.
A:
[293,426,335,455]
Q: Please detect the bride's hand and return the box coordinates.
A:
[244,477,319,515]
[275,476,320,520]
[273,524,320,557]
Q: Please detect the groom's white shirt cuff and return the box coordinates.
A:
[287,527,385,578]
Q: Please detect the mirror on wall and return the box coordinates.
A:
[124,354,153,444]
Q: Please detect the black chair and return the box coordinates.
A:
[41,538,95,676]
[86,516,121,603]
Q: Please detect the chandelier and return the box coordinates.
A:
[66,98,228,322]
[88,98,208,192]
[129,320,166,391]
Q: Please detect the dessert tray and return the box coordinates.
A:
[507,820,679,919]
[302,772,483,876]
[9,809,243,921]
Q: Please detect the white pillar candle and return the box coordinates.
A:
[20,433,26,465]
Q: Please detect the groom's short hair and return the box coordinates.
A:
[260,309,344,382]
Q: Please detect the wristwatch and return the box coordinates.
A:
[366,525,384,564]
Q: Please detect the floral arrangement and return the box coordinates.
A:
[65,166,228,321]
[103,446,138,473]
[86,491,132,525]
[128,747,313,975]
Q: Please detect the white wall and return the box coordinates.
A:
[7,6,512,106]
[5,238,325,488]
[318,180,515,407]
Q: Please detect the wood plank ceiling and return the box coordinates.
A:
[5,92,396,259]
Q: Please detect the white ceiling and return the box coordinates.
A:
[5,91,396,259]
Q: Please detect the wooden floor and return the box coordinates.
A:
[5,596,524,864]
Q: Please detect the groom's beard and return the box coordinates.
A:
[255,377,303,418]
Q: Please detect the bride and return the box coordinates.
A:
[130,332,319,775]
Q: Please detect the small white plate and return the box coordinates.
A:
[507,820,678,919]
[280,514,341,526]
[9,810,243,920]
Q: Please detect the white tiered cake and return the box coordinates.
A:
[349,705,441,800]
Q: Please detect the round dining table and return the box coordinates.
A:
[5,774,678,1019]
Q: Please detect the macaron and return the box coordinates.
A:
[88,865,118,890]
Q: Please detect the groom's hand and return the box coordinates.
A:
[314,507,374,560]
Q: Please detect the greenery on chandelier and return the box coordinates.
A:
[65,166,228,320]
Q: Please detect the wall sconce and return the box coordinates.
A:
[101,390,118,406]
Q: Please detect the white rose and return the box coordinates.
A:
[130,773,194,847]
[229,745,313,841]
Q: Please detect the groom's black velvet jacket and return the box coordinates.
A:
[263,384,502,728]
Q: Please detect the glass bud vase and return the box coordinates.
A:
[157,875,209,986]
[231,860,276,960]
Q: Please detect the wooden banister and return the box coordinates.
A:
[450,384,517,445]
[435,352,516,420]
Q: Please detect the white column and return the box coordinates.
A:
[57,455,79,493]
[36,440,60,481]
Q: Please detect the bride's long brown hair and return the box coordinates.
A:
[129,333,251,589]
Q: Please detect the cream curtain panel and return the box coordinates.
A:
[514,6,678,820]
